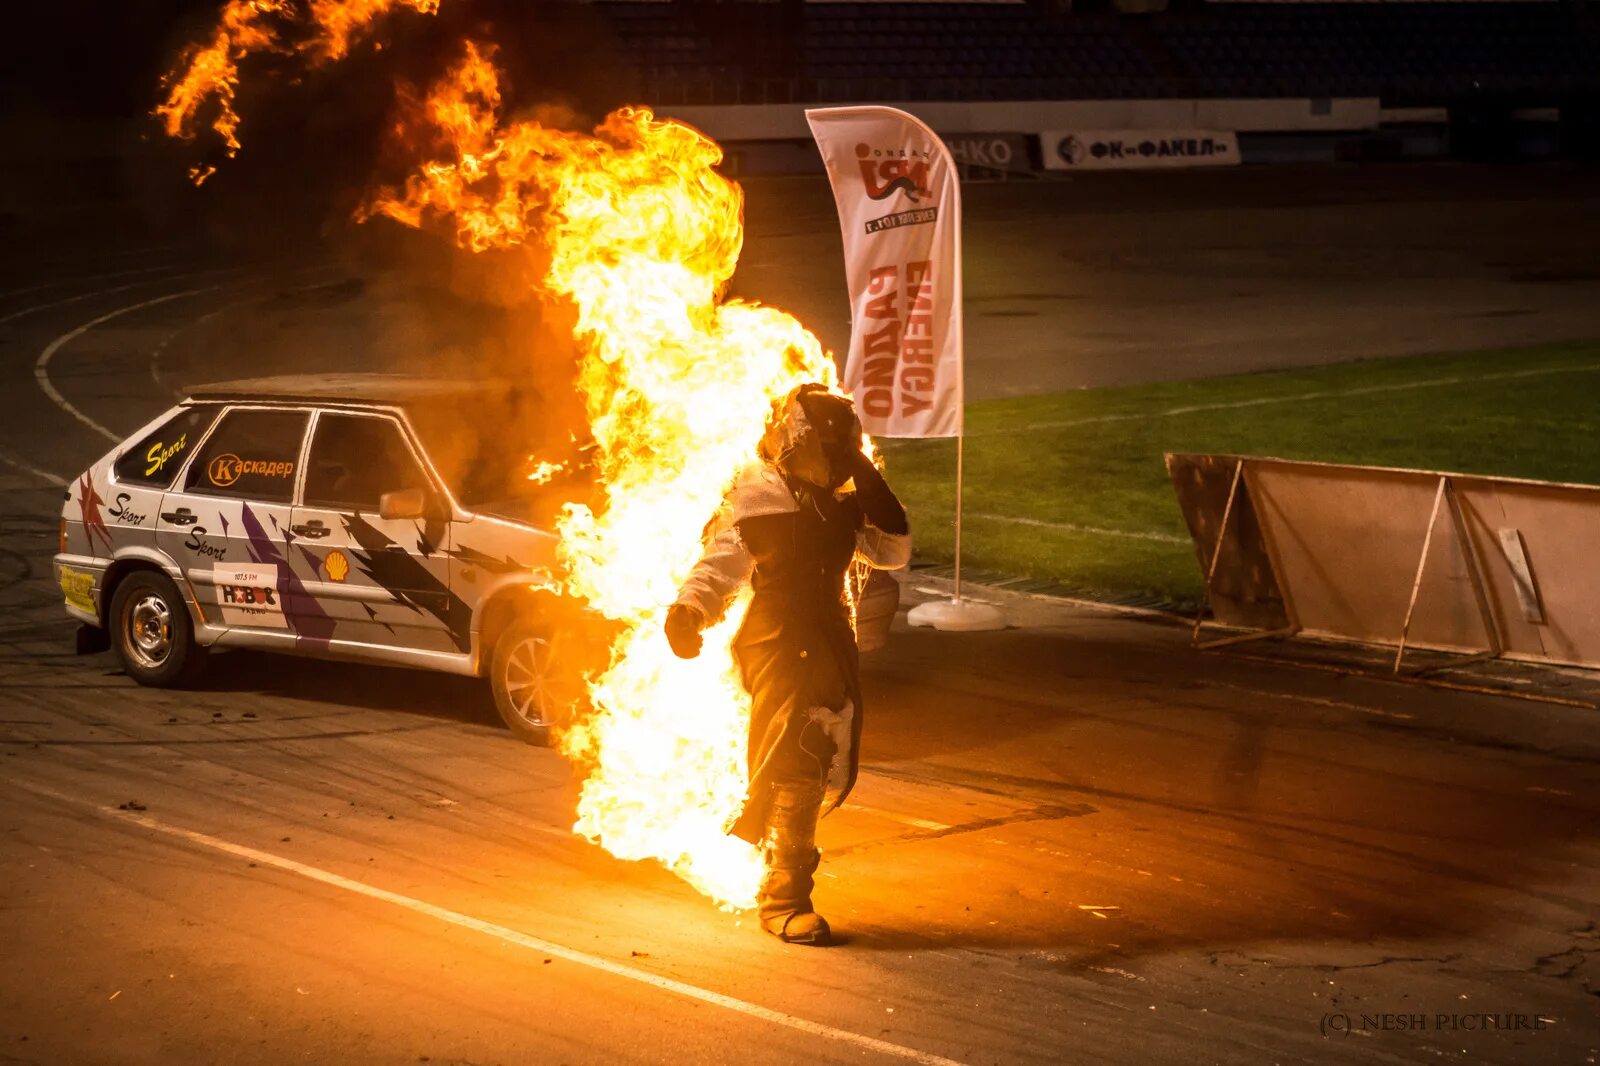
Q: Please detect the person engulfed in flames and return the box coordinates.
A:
[663,384,911,945]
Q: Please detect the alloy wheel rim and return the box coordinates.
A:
[503,634,567,729]
[126,593,172,669]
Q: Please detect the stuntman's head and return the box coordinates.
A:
[761,383,862,490]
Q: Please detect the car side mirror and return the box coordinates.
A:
[378,488,428,521]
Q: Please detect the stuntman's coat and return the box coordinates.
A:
[675,462,911,843]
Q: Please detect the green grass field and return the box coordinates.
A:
[882,342,1600,607]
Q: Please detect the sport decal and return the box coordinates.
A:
[214,563,286,627]
[108,492,148,526]
[183,527,227,560]
[144,432,188,477]
[77,474,114,555]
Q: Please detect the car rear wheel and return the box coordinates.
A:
[110,570,207,688]
[490,618,584,746]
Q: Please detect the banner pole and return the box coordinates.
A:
[804,104,1002,631]
[954,432,965,602]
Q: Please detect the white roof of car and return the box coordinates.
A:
[185,373,520,407]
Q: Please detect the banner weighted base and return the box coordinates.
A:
[907,598,1006,632]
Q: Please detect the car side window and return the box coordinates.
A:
[113,405,221,488]
[302,413,430,513]
[183,409,309,503]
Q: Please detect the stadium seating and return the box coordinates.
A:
[599,2,1600,107]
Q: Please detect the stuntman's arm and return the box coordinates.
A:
[673,516,754,626]
[848,453,912,570]
[849,454,908,535]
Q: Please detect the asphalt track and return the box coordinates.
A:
[2,168,1599,1064]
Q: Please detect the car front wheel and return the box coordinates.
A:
[110,570,207,687]
[490,618,584,747]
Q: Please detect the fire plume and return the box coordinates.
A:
[367,44,836,907]
[307,0,441,61]
[155,0,439,165]
[158,8,845,910]
[154,0,289,157]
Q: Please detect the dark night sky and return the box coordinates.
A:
[1,3,220,119]
[0,1,634,236]
[1,2,632,123]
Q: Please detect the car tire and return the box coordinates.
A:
[110,570,207,688]
[490,617,585,747]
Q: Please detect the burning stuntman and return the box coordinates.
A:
[664,384,911,945]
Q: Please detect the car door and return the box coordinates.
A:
[156,406,311,642]
[288,409,463,657]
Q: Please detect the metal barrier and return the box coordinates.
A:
[1167,453,1600,672]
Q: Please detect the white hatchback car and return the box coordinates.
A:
[53,374,599,744]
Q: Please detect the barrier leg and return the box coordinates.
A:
[1196,626,1298,651]
[1192,459,1244,645]
[1394,477,1448,673]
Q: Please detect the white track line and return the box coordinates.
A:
[1203,682,1416,721]
[0,263,181,304]
[976,362,1600,436]
[967,512,1187,544]
[149,267,342,396]
[936,362,1600,543]
[0,266,236,328]
[0,444,67,487]
[36,283,235,443]
[1,271,238,487]
[13,780,967,1066]
[844,803,953,832]
[2,276,178,329]
[148,302,243,398]
[911,573,1192,624]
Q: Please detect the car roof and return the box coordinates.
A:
[183,373,524,408]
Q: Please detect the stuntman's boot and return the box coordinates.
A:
[757,782,831,945]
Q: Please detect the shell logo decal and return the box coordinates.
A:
[324,549,350,583]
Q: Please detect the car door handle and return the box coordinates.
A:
[161,508,197,526]
[292,521,331,539]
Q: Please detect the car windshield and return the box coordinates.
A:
[406,386,595,516]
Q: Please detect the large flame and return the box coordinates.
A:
[156,0,439,168]
[366,45,837,906]
[160,16,844,908]
[154,0,288,160]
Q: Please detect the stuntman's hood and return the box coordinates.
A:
[759,384,861,489]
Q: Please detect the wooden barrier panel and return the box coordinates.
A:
[1166,453,1600,670]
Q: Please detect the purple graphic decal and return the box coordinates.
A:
[240,503,335,649]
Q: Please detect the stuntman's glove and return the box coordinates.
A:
[844,451,910,536]
[664,603,705,659]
